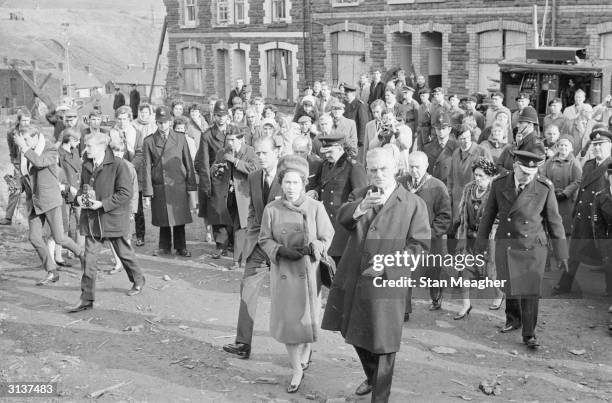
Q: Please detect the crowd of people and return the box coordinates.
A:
[3,69,612,402]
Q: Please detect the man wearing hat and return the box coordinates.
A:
[1,111,31,226]
[476,142,568,349]
[129,84,140,119]
[592,162,612,306]
[113,87,126,112]
[511,93,531,131]
[228,78,244,109]
[497,106,542,173]
[462,95,485,130]
[367,70,385,105]
[310,132,367,263]
[207,126,259,267]
[429,87,452,136]
[544,98,568,134]
[422,113,458,187]
[448,94,465,137]
[142,106,197,257]
[554,128,612,295]
[195,100,233,250]
[329,100,359,160]
[398,85,420,138]
[416,87,432,150]
[343,83,370,157]
[485,92,512,131]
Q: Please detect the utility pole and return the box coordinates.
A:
[61,22,71,98]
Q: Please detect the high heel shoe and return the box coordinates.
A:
[454,306,472,320]
[489,294,505,310]
[301,350,313,371]
[287,372,304,393]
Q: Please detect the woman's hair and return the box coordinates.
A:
[61,127,81,144]
[278,169,308,186]
[458,124,473,137]
[138,103,152,113]
[171,99,184,109]
[173,115,189,129]
[472,157,497,176]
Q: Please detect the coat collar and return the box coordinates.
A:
[583,157,612,188]
[83,147,115,173]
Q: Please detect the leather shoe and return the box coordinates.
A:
[355,379,373,396]
[523,336,539,349]
[55,260,72,268]
[66,300,93,313]
[36,272,59,286]
[153,249,171,256]
[500,323,521,333]
[223,342,251,359]
[176,249,192,257]
[127,279,145,296]
[429,297,443,311]
[135,238,145,247]
[551,285,570,296]
[0,218,12,225]
[211,249,228,259]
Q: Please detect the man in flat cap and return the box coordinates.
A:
[554,128,612,295]
[329,100,359,160]
[429,87,452,137]
[462,95,485,130]
[476,142,568,349]
[422,113,458,187]
[485,92,512,131]
[511,93,531,132]
[544,98,568,134]
[309,133,367,264]
[398,85,419,142]
[143,106,197,257]
[343,83,370,159]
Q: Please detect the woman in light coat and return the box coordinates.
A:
[258,155,334,393]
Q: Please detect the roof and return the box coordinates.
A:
[68,68,104,89]
[114,68,166,86]
[498,59,612,75]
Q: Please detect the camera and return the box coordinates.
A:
[377,122,398,146]
[81,184,96,208]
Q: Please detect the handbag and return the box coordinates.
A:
[319,252,336,288]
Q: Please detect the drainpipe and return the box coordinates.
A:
[551,0,557,46]
[533,5,539,48]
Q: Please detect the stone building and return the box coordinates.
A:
[164,0,612,105]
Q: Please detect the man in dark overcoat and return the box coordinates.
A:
[554,128,612,295]
[1,111,31,226]
[129,84,140,119]
[399,151,452,316]
[310,134,367,263]
[398,85,419,143]
[195,101,232,232]
[322,147,430,402]
[415,88,432,150]
[223,136,283,359]
[592,162,612,299]
[67,132,146,312]
[343,84,370,155]
[113,87,126,112]
[207,127,259,262]
[422,114,458,187]
[476,143,568,349]
[142,106,197,257]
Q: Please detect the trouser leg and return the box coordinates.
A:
[172,225,186,250]
[505,297,522,328]
[45,206,83,256]
[520,297,539,338]
[109,236,145,286]
[371,352,396,403]
[235,246,269,345]
[28,210,54,272]
[4,167,21,220]
[135,192,145,240]
[213,225,231,249]
[354,346,376,386]
[159,226,171,250]
[81,236,104,302]
[557,259,580,291]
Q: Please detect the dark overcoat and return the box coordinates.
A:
[343,98,370,146]
[321,184,431,354]
[422,137,458,187]
[569,157,612,265]
[142,129,196,227]
[79,148,133,238]
[593,187,612,263]
[22,141,63,215]
[207,143,259,228]
[312,154,367,256]
[476,172,568,296]
[195,125,228,217]
[58,146,82,203]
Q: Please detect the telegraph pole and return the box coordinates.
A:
[61,22,71,98]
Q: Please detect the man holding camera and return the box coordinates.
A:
[12,126,85,286]
[67,132,146,312]
[1,111,31,226]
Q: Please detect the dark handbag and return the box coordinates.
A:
[319,253,336,288]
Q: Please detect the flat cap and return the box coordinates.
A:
[343,83,357,92]
[319,133,345,148]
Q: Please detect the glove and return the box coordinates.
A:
[296,243,314,258]
[555,191,568,201]
[277,246,304,261]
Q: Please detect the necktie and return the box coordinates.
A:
[263,172,272,202]
[517,184,526,194]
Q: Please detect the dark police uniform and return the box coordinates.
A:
[593,183,612,295]
[476,146,568,348]
[416,98,432,149]
[312,134,367,258]
[343,84,371,148]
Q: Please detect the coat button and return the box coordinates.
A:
[507,233,511,236]
[577,213,581,216]
[589,203,592,206]
[330,202,334,206]
[588,216,591,219]
[579,201,582,204]
[330,190,334,194]
[507,218,511,222]
[524,234,528,238]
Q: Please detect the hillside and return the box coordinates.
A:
[0,0,168,84]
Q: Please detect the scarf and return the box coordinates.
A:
[20,134,46,176]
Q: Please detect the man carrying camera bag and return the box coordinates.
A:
[67,132,146,313]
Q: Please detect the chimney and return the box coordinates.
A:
[85,65,90,74]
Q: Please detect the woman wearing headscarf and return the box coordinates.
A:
[258,155,334,393]
[453,158,505,319]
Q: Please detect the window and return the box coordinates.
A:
[601,32,612,60]
[182,47,203,94]
[331,31,366,87]
[215,0,247,25]
[271,0,286,22]
[478,29,526,92]
[185,0,197,24]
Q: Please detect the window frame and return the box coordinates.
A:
[181,47,204,95]
[271,0,286,23]
[182,0,198,27]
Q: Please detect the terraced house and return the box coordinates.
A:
[164,0,612,105]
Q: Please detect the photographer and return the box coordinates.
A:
[67,132,146,313]
[12,126,85,286]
